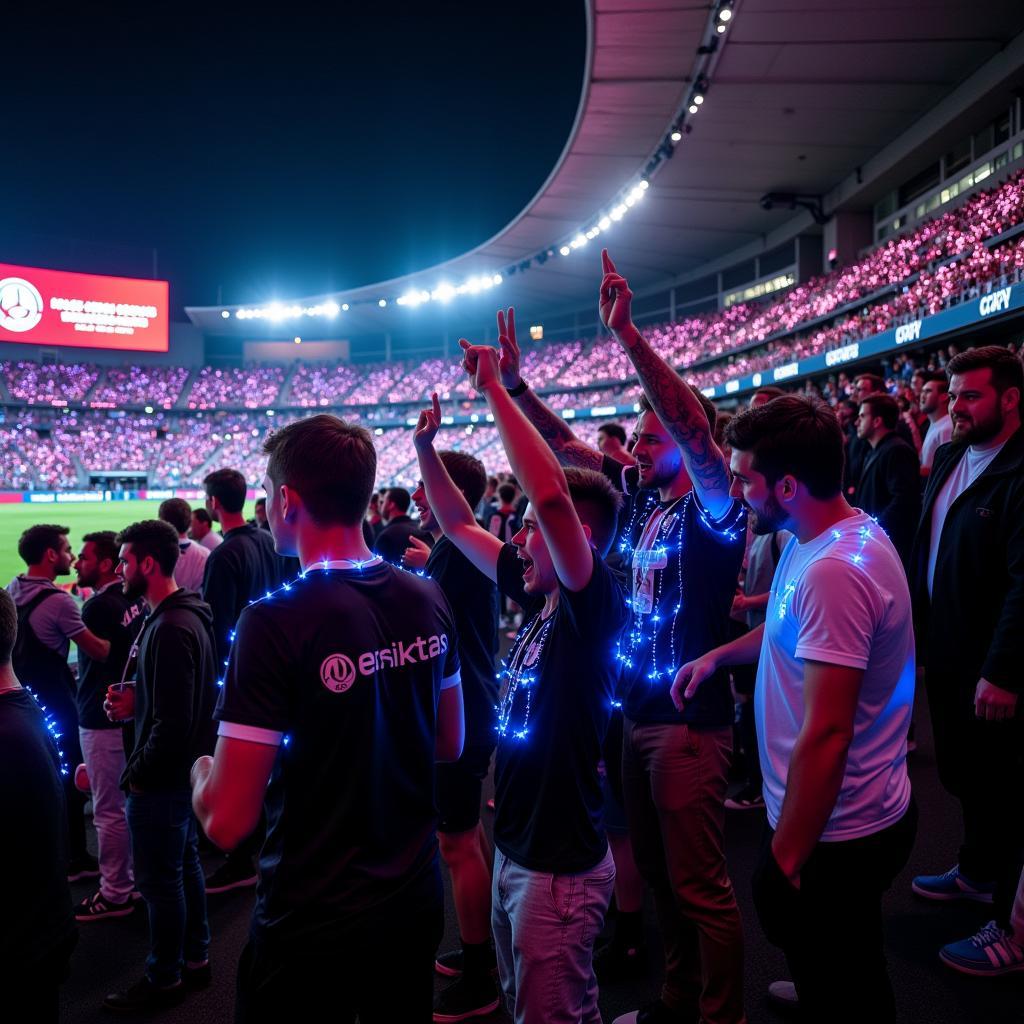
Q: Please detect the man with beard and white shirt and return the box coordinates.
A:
[918,372,953,478]
[909,345,1024,976]
[673,395,917,1022]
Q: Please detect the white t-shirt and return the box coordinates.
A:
[920,414,953,471]
[175,539,210,592]
[198,531,222,551]
[926,437,1006,597]
[755,511,915,841]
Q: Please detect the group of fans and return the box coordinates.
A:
[2,250,1022,1024]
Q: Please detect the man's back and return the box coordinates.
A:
[374,515,427,565]
[215,560,460,937]
[175,539,209,592]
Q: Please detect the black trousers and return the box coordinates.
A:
[752,802,917,1024]
[235,870,444,1024]
[927,671,1024,925]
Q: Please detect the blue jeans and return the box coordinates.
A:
[492,846,615,1024]
[126,790,210,987]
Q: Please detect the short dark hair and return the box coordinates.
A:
[497,483,517,505]
[854,373,885,394]
[563,467,624,558]
[116,520,181,576]
[82,531,120,566]
[192,507,213,526]
[438,450,487,510]
[263,414,376,527]
[925,371,949,391]
[726,395,844,500]
[638,387,715,432]
[860,393,899,431]
[597,422,627,445]
[0,589,16,667]
[487,476,499,489]
[947,345,1024,397]
[385,487,412,514]
[158,497,193,535]
[18,524,69,567]
[203,468,247,514]
[713,411,733,447]
[255,497,266,509]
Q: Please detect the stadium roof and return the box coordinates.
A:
[187,0,1024,339]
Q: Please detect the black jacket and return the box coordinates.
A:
[373,515,430,566]
[853,432,921,569]
[202,523,297,665]
[122,589,219,793]
[910,426,1024,694]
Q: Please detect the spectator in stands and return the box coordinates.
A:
[251,497,270,531]
[596,254,747,1024]
[416,345,625,1024]
[8,524,111,883]
[919,372,953,477]
[190,508,221,550]
[477,475,500,523]
[191,414,463,1023]
[366,491,385,540]
[853,394,921,568]
[374,486,428,565]
[159,498,209,592]
[909,346,1024,976]
[675,395,917,1021]
[201,467,295,894]
[0,587,77,1024]
[408,452,501,1021]
[72,531,146,922]
[485,483,520,545]
[597,422,635,466]
[102,520,216,1012]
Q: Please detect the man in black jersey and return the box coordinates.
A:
[0,588,76,1024]
[191,414,464,1024]
[415,339,627,1024]
[409,452,501,1022]
[73,531,146,922]
[496,254,748,1024]
[201,467,296,893]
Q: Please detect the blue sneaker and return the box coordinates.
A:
[911,864,995,903]
[939,921,1024,976]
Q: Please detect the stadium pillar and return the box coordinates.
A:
[822,212,871,273]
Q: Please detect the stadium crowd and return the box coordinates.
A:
[3,248,1022,1024]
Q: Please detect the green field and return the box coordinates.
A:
[0,499,261,586]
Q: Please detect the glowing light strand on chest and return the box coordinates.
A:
[25,688,70,777]
[614,493,744,684]
[494,610,555,742]
[775,522,879,620]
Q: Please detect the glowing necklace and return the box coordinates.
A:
[495,608,556,741]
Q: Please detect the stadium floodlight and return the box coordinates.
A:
[325,302,340,317]
[688,104,699,114]
[341,303,349,311]
[599,216,611,231]
[492,273,502,285]
[144,405,154,414]
[671,129,682,142]
[640,180,649,190]
[294,336,301,344]
[378,298,387,307]
[718,4,733,21]
[693,94,704,106]
[221,310,230,319]
[559,245,571,256]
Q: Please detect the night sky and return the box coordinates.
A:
[6,3,585,315]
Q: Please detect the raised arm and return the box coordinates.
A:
[414,393,503,582]
[496,307,608,472]
[599,251,732,517]
[463,341,594,592]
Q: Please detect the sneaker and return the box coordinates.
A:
[911,864,995,903]
[594,936,648,982]
[725,785,765,811]
[68,854,101,882]
[103,976,185,1011]
[182,960,212,989]
[939,921,1024,976]
[767,980,799,1011]
[434,948,499,979]
[433,974,501,1022]
[75,891,135,922]
[204,857,258,894]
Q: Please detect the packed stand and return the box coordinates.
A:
[2,360,99,404]
[186,365,286,410]
[89,366,190,409]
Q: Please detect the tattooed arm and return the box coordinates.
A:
[495,306,609,473]
[598,250,732,517]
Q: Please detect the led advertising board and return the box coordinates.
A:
[0,262,168,351]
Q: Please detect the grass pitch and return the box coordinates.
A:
[0,499,260,587]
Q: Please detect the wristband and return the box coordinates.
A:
[506,378,529,398]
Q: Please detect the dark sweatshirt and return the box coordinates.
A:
[121,589,219,793]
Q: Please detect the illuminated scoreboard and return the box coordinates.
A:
[0,262,168,352]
